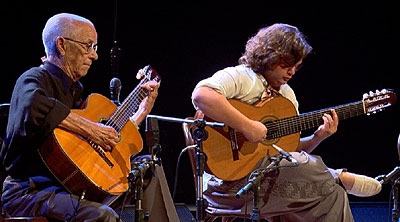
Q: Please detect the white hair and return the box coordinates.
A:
[42,13,94,56]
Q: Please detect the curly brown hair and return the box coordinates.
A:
[239,23,312,74]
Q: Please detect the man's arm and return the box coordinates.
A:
[59,112,119,151]
[59,81,159,151]
[192,86,267,143]
[397,133,400,161]
[297,109,338,153]
[130,81,160,125]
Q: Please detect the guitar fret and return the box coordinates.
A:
[106,66,161,132]
[268,101,365,138]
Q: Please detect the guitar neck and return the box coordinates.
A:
[266,100,365,139]
[107,78,150,132]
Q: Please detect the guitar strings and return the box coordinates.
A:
[266,101,364,139]
[113,86,147,130]
[106,77,149,132]
[106,82,142,130]
[233,101,365,142]
[111,72,161,132]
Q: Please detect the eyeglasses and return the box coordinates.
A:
[63,37,98,54]
[279,59,303,72]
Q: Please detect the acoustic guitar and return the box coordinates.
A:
[39,65,161,203]
[202,89,396,181]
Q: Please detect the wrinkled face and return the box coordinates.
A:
[60,21,98,81]
[264,59,303,89]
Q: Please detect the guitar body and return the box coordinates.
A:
[39,93,143,203]
[203,96,300,181]
[202,89,396,181]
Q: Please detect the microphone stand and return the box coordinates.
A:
[392,177,400,222]
[127,160,152,222]
[122,117,163,222]
[191,118,208,222]
[110,0,122,106]
[235,155,283,222]
[110,0,121,78]
[146,114,224,222]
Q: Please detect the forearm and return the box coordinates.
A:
[297,134,325,153]
[397,134,400,161]
[130,81,159,127]
[130,107,147,126]
[58,112,95,139]
[192,87,251,132]
[297,110,338,153]
[58,112,119,151]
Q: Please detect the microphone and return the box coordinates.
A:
[110,77,121,106]
[235,174,261,198]
[272,144,298,166]
[375,166,400,184]
[128,161,151,181]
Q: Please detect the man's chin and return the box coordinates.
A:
[75,71,89,80]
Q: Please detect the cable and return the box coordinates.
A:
[118,186,131,222]
[388,187,392,222]
[172,145,197,200]
[65,190,85,222]
[243,192,248,222]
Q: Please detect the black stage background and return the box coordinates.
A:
[1,1,399,207]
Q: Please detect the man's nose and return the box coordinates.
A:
[288,66,296,75]
[90,50,98,61]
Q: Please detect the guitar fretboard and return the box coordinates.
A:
[266,100,365,139]
[104,66,161,132]
[107,78,150,132]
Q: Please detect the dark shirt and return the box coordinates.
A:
[0,61,84,179]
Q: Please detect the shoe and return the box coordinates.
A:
[347,174,382,197]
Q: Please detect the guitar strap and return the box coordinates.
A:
[255,79,281,107]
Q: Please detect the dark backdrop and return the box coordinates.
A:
[1,1,399,206]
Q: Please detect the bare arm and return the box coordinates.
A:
[130,81,160,125]
[397,133,400,161]
[58,81,159,151]
[192,86,267,143]
[58,112,119,151]
[297,109,338,153]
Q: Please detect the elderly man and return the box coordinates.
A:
[0,13,159,221]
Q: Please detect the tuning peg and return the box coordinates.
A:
[136,69,144,79]
[369,91,375,97]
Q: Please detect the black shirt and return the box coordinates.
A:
[0,61,84,179]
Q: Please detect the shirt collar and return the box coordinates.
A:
[42,61,83,94]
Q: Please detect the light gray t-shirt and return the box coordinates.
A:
[192,64,299,112]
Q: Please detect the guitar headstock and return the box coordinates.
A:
[136,65,161,83]
[363,89,396,115]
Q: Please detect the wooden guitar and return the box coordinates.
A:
[202,89,396,181]
[39,65,161,203]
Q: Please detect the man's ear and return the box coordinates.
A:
[55,36,66,56]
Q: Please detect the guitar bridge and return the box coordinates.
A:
[229,127,239,161]
[87,139,114,168]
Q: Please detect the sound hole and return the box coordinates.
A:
[99,118,108,124]
[99,117,121,140]
[259,115,280,145]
